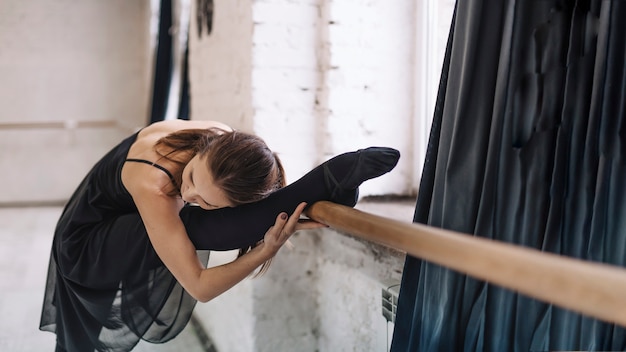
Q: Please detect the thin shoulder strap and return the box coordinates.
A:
[125,158,179,189]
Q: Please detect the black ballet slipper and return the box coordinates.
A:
[323,147,400,206]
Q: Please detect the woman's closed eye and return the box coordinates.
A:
[185,159,233,209]
[192,198,219,209]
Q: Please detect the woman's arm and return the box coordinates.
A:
[123,119,291,302]
[195,204,306,301]
[125,163,310,302]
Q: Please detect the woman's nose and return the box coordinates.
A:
[181,187,193,203]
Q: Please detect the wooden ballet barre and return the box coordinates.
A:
[305,201,626,327]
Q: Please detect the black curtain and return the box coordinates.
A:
[177,44,190,120]
[149,0,173,123]
[392,0,626,351]
[149,0,191,123]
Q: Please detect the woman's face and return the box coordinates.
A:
[180,155,233,210]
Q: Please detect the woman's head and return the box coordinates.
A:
[200,130,285,205]
[158,128,286,274]
[157,128,285,208]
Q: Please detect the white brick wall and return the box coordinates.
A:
[324,0,417,196]
[189,0,425,194]
[251,1,322,181]
[188,0,454,350]
[189,0,254,131]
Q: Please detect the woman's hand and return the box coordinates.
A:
[260,202,327,256]
[183,203,326,302]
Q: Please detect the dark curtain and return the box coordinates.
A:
[149,0,191,123]
[149,0,173,123]
[177,44,190,120]
[392,0,626,351]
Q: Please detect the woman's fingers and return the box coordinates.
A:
[281,202,328,234]
[295,219,328,231]
[265,202,322,251]
[282,202,307,237]
[267,202,307,242]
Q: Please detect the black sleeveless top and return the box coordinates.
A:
[40,131,208,351]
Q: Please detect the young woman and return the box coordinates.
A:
[39,120,400,351]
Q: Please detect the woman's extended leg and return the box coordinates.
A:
[180,147,400,250]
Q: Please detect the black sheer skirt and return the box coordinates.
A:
[40,172,331,352]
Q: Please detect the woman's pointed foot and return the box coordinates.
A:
[323,147,400,206]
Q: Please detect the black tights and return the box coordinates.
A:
[180,147,400,250]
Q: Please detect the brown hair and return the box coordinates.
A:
[154,127,286,204]
[155,127,286,275]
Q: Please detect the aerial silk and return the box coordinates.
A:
[391,1,626,351]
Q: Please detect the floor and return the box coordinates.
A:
[0,206,207,352]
